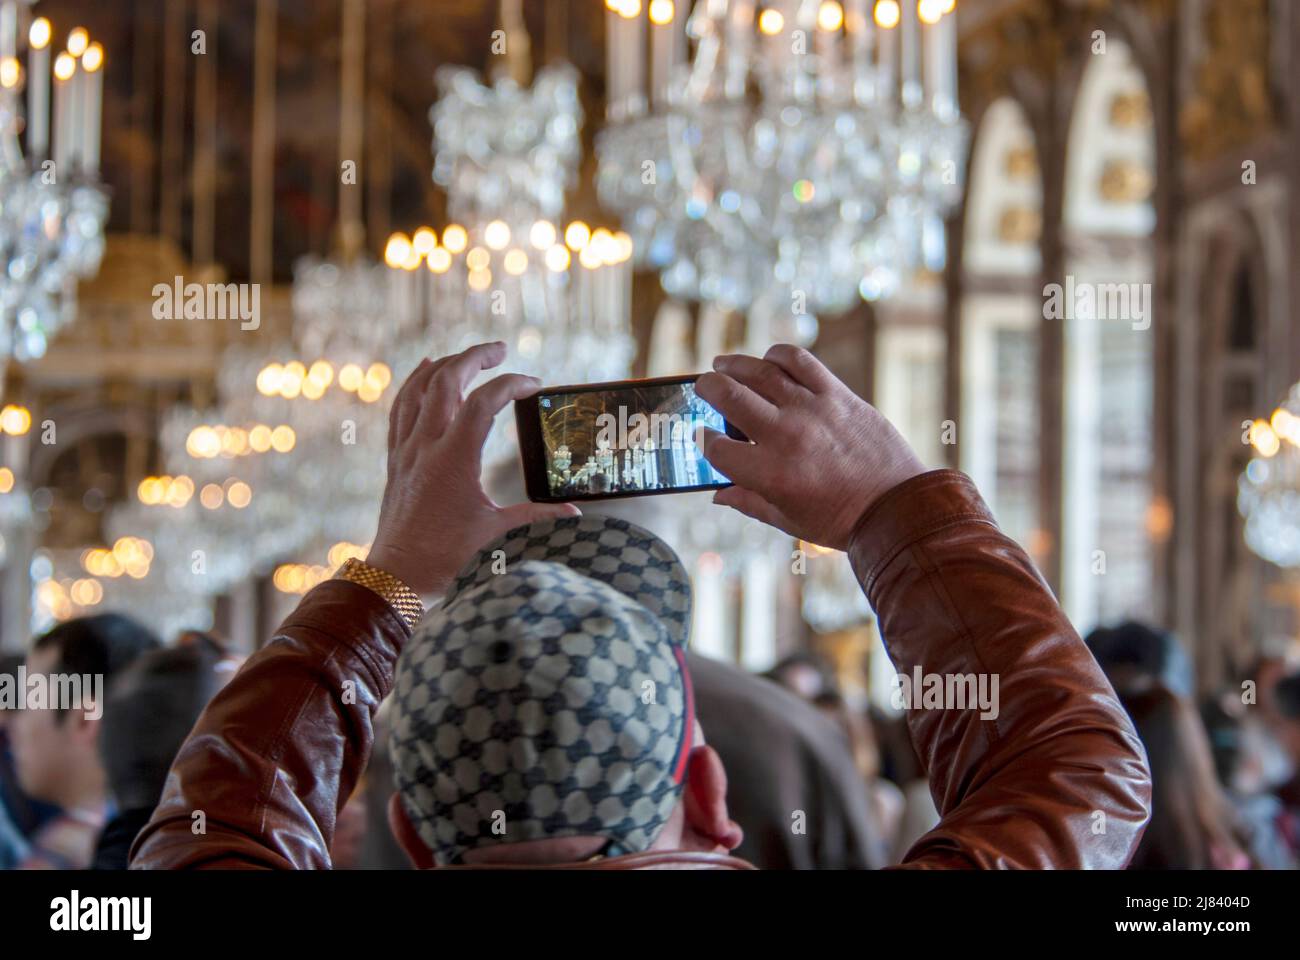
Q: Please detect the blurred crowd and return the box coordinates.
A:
[1,609,1297,869]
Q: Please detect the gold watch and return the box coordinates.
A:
[334,557,424,630]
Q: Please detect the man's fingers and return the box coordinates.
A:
[390,358,438,449]
[713,486,798,536]
[694,371,779,441]
[453,372,541,455]
[421,341,509,436]
[694,426,762,489]
[712,353,808,405]
[762,344,837,394]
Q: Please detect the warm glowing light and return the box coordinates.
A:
[301,378,326,400]
[270,425,296,453]
[365,363,392,391]
[649,0,675,26]
[874,0,901,29]
[613,231,634,263]
[67,27,89,58]
[0,468,13,494]
[308,360,334,388]
[467,269,493,292]
[200,484,224,509]
[256,363,283,396]
[412,227,437,255]
[503,248,529,276]
[0,58,21,89]
[401,247,421,271]
[137,476,162,504]
[427,247,452,273]
[484,220,512,250]
[0,405,31,435]
[618,0,642,17]
[279,360,305,399]
[466,246,491,272]
[578,243,603,270]
[168,475,194,507]
[82,42,104,72]
[187,426,221,459]
[226,481,252,509]
[71,579,103,606]
[1250,420,1280,458]
[384,233,412,268]
[442,224,469,254]
[249,424,273,452]
[918,0,945,25]
[53,53,75,82]
[758,9,785,34]
[941,0,956,13]
[29,18,52,50]
[565,221,591,251]
[817,1,844,31]
[338,364,364,392]
[545,244,572,272]
[529,220,557,250]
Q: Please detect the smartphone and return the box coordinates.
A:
[515,374,748,502]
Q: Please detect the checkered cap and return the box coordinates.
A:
[390,516,695,865]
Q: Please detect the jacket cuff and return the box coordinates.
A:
[279,578,413,667]
[845,469,998,603]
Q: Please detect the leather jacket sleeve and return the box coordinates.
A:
[129,580,411,869]
[132,469,1149,870]
[847,470,1151,868]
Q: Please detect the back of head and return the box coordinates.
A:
[1085,620,1192,698]
[1122,685,1246,869]
[33,613,162,689]
[390,516,696,866]
[101,643,226,810]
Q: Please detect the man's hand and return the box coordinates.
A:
[694,344,926,550]
[367,342,579,596]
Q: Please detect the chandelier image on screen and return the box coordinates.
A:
[535,379,730,499]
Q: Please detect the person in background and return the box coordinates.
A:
[690,653,887,868]
[764,651,837,702]
[1122,685,1252,870]
[1085,620,1195,699]
[1269,672,1300,853]
[1,653,60,869]
[812,689,903,862]
[93,638,235,869]
[9,614,160,869]
[1201,695,1295,869]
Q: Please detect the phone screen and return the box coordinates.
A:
[532,378,731,499]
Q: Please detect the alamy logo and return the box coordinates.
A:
[1042,276,1151,331]
[890,667,1000,720]
[50,891,151,940]
[594,407,702,450]
[0,669,104,720]
[152,276,260,330]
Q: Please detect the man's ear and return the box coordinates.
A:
[387,793,437,869]
[681,745,744,852]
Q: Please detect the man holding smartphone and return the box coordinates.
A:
[131,341,1150,869]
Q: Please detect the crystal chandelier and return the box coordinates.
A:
[0,3,108,369]
[1239,396,1300,567]
[384,60,636,391]
[596,0,965,333]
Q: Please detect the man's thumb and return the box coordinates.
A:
[500,501,582,528]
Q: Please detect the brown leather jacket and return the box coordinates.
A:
[130,470,1150,869]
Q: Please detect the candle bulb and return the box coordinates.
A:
[875,1,899,106]
[900,0,920,107]
[625,2,647,117]
[82,42,103,174]
[606,6,625,119]
[52,51,74,172]
[845,0,876,105]
[28,18,51,158]
[649,0,675,107]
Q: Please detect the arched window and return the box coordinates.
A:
[1059,37,1157,632]
[958,97,1044,554]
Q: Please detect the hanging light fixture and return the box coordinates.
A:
[0,1,109,373]
[596,0,965,342]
